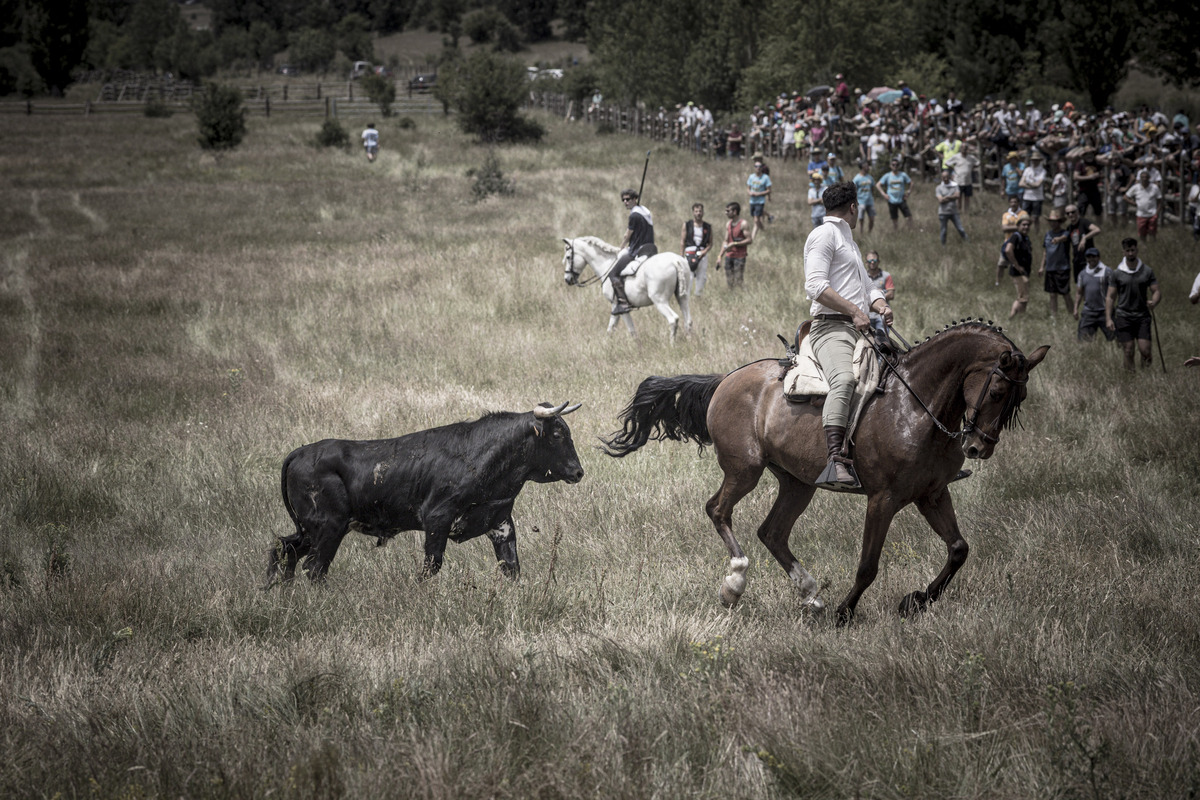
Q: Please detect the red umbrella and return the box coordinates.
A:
[866,86,894,101]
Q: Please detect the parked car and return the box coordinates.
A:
[278,64,300,76]
[408,73,436,93]
[372,65,392,78]
[350,61,372,80]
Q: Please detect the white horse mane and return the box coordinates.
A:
[575,236,620,256]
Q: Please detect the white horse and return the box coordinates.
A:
[562,236,693,342]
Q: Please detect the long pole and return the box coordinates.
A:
[1151,307,1167,373]
[637,150,650,202]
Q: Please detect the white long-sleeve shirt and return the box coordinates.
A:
[803,216,885,316]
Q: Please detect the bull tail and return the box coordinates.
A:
[266,450,304,589]
[600,373,724,457]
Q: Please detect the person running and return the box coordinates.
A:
[1005,217,1034,319]
[996,194,1030,286]
[876,158,913,231]
[609,189,656,315]
[1039,208,1071,319]
[362,122,379,162]
[1074,247,1114,341]
[1105,238,1161,370]
[718,201,751,288]
[802,182,892,489]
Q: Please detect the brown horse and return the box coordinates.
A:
[602,321,1049,623]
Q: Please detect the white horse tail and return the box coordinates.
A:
[672,254,693,334]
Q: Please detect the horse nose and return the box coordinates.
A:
[964,443,982,459]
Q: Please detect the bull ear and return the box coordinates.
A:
[1025,345,1050,372]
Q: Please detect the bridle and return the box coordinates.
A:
[868,333,1027,443]
[562,240,604,287]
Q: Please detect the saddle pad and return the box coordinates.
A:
[620,253,649,277]
[783,334,876,397]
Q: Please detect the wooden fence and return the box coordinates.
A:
[0,93,442,118]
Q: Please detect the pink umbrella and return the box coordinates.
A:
[866,86,894,101]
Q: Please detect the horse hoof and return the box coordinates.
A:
[719,583,742,609]
[803,595,826,613]
[898,591,929,619]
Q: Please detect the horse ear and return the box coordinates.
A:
[1024,345,1050,372]
[562,238,571,245]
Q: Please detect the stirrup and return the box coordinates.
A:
[815,459,861,490]
[611,303,632,315]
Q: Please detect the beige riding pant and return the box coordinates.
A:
[809,319,860,429]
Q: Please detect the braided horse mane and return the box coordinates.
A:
[577,236,621,256]
[901,318,1028,431]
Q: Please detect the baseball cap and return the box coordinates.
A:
[810,171,823,181]
[1085,247,1100,256]
[1007,151,1019,159]
[827,151,838,159]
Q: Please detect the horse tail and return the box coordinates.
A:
[672,255,691,304]
[600,373,724,457]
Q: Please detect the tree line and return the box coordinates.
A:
[2,0,1196,109]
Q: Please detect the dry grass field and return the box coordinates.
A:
[1,105,1199,799]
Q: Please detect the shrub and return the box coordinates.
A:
[462,8,503,44]
[361,72,396,117]
[396,117,416,130]
[194,82,246,152]
[467,150,515,201]
[314,118,349,148]
[435,50,544,144]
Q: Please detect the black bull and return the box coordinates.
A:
[265,403,584,586]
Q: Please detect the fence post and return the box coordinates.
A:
[26,99,31,115]
[283,84,288,102]
[84,101,91,115]
[265,96,270,117]
[348,82,353,101]
[332,98,337,117]
[317,83,322,100]
[325,96,330,118]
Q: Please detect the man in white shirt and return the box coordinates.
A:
[1125,170,1163,242]
[803,182,892,489]
[1020,150,1048,232]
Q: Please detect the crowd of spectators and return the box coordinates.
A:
[648,74,1199,227]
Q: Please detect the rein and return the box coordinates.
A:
[563,240,610,288]
[866,330,1027,443]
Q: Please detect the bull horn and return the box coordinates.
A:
[561,402,582,416]
[534,402,569,418]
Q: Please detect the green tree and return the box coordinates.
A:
[938,0,1045,100]
[335,13,374,62]
[498,0,553,42]
[1041,0,1138,111]
[436,49,543,142]
[22,0,90,95]
[289,27,335,74]
[1136,0,1200,89]
[194,82,246,152]
[361,71,395,115]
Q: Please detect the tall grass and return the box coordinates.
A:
[0,108,1198,799]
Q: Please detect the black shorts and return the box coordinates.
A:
[960,184,973,197]
[887,200,911,220]
[1077,311,1115,341]
[1043,269,1071,295]
[1022,199,1043,217]
[1113,314,1151,343]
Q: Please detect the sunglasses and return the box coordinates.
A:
[866,259,879,264]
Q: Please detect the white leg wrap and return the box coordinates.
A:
[724,556,749,596]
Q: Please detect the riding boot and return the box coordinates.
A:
[610,277,633,315]
[815,425,861,490]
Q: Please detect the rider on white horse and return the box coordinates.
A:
[611,189,657,315]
